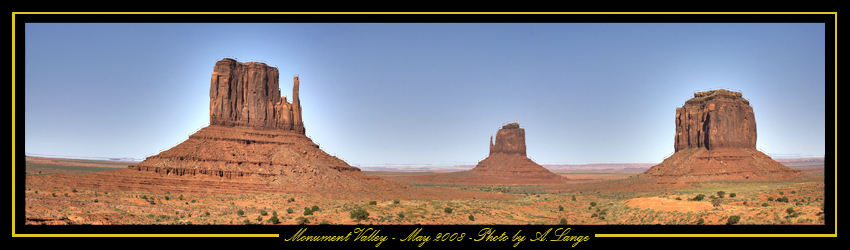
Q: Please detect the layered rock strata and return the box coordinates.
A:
[209,58,304,133]
[674,89,756,151]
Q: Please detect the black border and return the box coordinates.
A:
[13,12,836,245]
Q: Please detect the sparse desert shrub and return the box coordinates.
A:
[779,191,784,195]
[691,194,706,201]
[697,218,705,225]
[768,197,774,201]
[94,199,98,202]
[762,203,770,207]
[717,191,725,198]
[560,218,568,225]
[287,208,294,214]
[675,197,682,200]
[444,207,453,214]
[393,199,401,204]
[72,188,77,193]
[727,215,741,225]
[296,217,309,225]
[268,215,279,224]
[237,209,245,216]
[260,210,268,216]
[369,201,377,205]
[590,202,597,207]
[791,191,796,194]
[273,211,277,216]
[303,207,313,216]
[350,209,370,221]
[179,194,184,200]
[469,215,475,221]
[591,213,598,218]
[64,193,69,197]
[205,211,210,216]
[730,193,737,198]
[397,212,405,219]
[257,215,263,221]
[311,205,320,212]
[786,208,795,215]
[711,198,722,208]
[164,196,170,200]
[571,195,576,201]
[559,205,564,211]
[777,196,789,203]
[288,198,295,202]
[319,220,330,225]
[149,200,156,205]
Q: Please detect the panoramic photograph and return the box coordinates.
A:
[18,19,831,242]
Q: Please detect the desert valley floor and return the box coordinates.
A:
[22,157,826,226]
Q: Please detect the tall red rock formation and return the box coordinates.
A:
[416,122,567,185]
[489,123,527,155]
[634,89,802,186]
[674,89,756,151]
[54,58,407,196]
[209,58,304,133]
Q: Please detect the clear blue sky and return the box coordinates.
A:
[23,23,827,165]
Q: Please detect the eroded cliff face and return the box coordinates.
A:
[489,123,527,156]
[674,89,756,152]
[209,58,304,134]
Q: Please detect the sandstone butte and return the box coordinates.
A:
[414,122,568,185]
[33,58,416,199]
[624,89,804,189]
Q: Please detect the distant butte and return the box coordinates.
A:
[415,122,568,185]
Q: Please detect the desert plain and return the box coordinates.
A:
[23,156,824,226]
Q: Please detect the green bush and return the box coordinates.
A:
[319,220,330,225]
[762,203,769,207]
[468,215,475,221]
[791,191,796,194]
[571,195,576,201]
[296,217,309,225]
[779,191,784,195]
[288,198,295,202]
[311,205,320,212]
[397,212,405,219]
[393,199,401,204]
[179,194,184,200]
[717,191,725,198]
[559,205,564,211]
[369,201,377,205]
[768,197,774,201]
[727,215,741,225]
[303,207,313,216]
[260,210,268,216]
[268,215,280,224]
[72,188,77,193]
[205,211,210,216]
[786,208,795,215]
[256,215,263,221]
[560,218,568,225]
[287,208,294,214]
[697,218,704,225]
[591,213,598,218]
[590,202,597,207]
[350,209,370,221]
[675,197,682,200]
[729,193,737,198]
[444,207,453,214]
[777,196,789,203]
[237,209,245,216]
